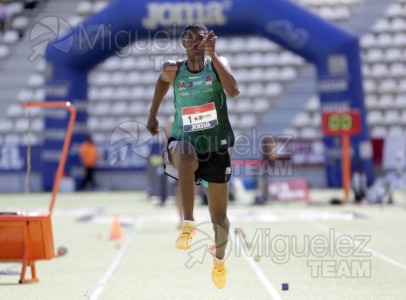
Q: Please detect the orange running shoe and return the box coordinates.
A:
[210,243,227,289]
[175,221,196,250]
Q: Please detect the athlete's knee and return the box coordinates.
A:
[176,141,197,164]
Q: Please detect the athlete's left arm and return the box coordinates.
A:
[206,31,240,98]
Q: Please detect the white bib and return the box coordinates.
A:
[182,102,218,132]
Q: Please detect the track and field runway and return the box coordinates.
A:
[1,190,405,300]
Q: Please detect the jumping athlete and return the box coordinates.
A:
[147,23,240,289]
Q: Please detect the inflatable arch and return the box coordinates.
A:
[44,0,373,190]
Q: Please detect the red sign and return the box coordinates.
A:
[322,110,361,136]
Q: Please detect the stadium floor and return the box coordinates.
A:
[1,190,405,300]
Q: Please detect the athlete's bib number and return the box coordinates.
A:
[182,102,218,132]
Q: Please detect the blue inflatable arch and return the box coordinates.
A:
[44,0,373,190]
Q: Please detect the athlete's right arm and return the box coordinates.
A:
[147,61,179,135]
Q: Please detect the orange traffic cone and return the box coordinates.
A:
[109,215,122,240]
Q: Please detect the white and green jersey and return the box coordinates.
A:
[171,58,234,153]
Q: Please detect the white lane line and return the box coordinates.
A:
[89,219,144,300]
[230,229,282,300]
[312,222,406,272]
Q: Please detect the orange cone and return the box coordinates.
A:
[109,215,122,240]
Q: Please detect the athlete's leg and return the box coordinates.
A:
[206,181,229,288]
[206,182,230,260]
[175,183,183,228]
[169,140,198,221]
[80,168,91,190]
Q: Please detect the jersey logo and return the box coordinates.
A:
[178,80,185,90]
[205,75,212,85]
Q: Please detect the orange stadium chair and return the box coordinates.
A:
[0,102,76,284]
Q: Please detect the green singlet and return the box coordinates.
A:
[171,58,234,153]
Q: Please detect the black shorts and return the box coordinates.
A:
[163,138,232,184]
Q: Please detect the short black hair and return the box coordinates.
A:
[183,23,208,35]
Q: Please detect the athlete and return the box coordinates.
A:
[147,23,240,289]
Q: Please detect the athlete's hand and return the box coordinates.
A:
[147,116,159,135]
[205,30,217,57]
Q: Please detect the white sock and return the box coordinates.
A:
[215,256,225,263]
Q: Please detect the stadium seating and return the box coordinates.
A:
[0,1,45,57]
[297,0,406,139]
[6,0,406,148]
[78,0,364,140]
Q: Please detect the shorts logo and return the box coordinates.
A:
[225,167,231,175]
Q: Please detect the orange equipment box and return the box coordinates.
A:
[0,101,76,284]
[0,212,54,283]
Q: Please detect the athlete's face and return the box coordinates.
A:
[183,28,207,58]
